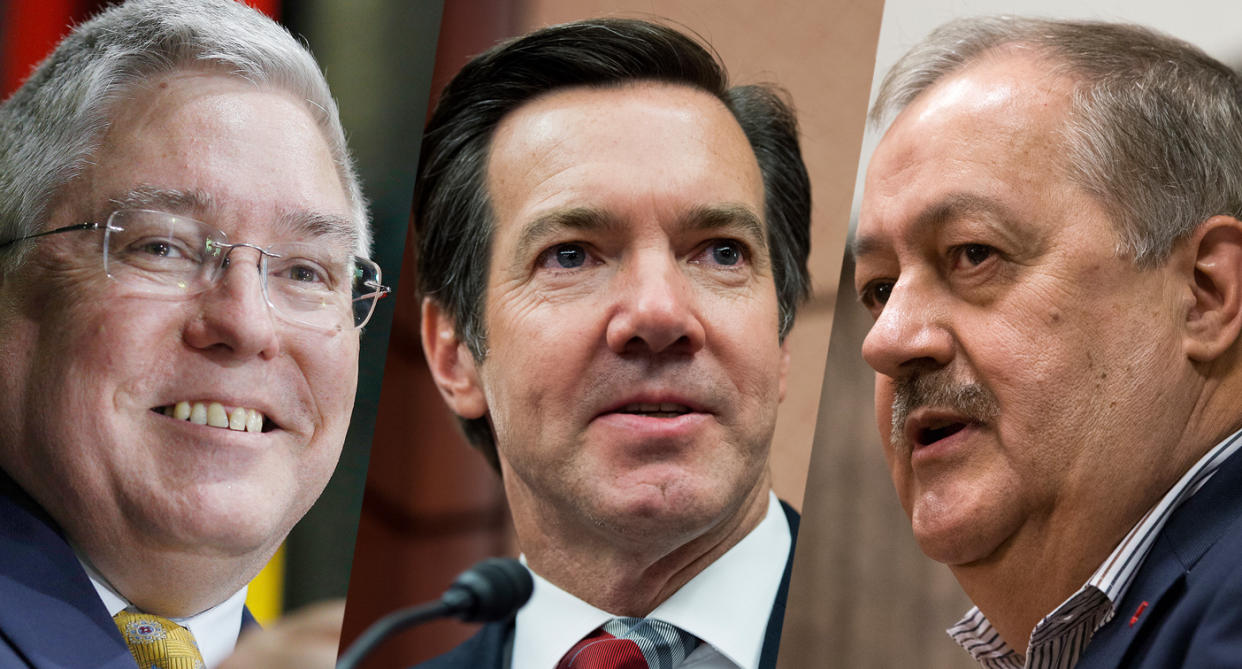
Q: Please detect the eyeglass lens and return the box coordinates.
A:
[101,209,382,330]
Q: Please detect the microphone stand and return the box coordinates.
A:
[337,557,532,669]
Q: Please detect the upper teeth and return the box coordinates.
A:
[622,403,688,413]
[164,401,264,432]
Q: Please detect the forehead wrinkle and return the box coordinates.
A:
[513,207,616,261]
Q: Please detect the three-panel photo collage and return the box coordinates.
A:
[3,0,1242,667]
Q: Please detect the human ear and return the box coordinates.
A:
[1181,215,1242,363]
[420,297,488,419]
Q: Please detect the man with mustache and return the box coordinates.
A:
[0,1,385,667]
[414,18,810,669]
[853,16,1242,669]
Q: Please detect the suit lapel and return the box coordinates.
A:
[1078,445,1242,667]
[0,471,136,668]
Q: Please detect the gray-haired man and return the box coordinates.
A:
[0,1,385,667]
[854,17,1242,669]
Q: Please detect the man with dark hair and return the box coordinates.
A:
[416,18,810,669]
[854,16,1242,669]
[0,1,386,667]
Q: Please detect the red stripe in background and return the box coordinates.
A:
[2,0,79,100]
[2,0,284,101]
[244,0,280,20]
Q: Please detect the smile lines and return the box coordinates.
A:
[158,401,266,432]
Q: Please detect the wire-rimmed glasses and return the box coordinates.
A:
[0,208,389,331]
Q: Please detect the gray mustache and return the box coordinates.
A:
[890,372,1000,456]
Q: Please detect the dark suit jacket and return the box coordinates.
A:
[1076,443,1242,669]
[415,500,800,669]
[0,471,256,668]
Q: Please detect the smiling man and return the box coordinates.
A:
[0,1,385,668]
[414,19,810,669]
[854,17,1242,669]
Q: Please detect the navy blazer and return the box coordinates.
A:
[1076,443,1242,668]
[0,471,256,668]
[415,500,800,669]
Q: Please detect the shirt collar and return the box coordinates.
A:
[949,427,1242,667]
[513,490,790,669]
[78,555,248,669]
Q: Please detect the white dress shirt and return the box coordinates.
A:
[80,557,248,669]
[513,490,791,669]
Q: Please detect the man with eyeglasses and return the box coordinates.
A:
[0,1,386,668]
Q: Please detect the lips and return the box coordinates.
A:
[153,401,270,433]
[903,409,974,449]
[615,402,693,418]
[598,392,708,420]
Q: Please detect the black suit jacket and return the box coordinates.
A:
[0,471,256,668]
[1076,442,1242,668]
[416,500,800,669]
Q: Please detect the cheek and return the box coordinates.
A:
[305,334,360,423]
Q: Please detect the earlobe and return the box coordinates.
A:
[1182,216,1242,363]
[420,298,488,419]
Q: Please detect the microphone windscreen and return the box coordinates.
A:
[442,557,534,622]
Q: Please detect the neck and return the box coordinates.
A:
[953,390,1239,652]
[83,539,267,617]
[513,475,772,616]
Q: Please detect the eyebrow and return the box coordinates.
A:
[275,211,359,250]
[851,192,1014,260]
[513,207,617,262]
[110,185,215,215]
[680,204,768,251]
[108,185,359,250]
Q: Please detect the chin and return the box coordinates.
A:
[909,497,1017,567]
[145,484,305,558]
[592,475,742,542]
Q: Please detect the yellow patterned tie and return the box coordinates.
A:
[113,610,206,669]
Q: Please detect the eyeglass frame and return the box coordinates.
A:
[0,212,391,330]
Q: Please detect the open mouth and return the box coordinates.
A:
[152,401,274,433]
[615,402,693,419]
[914,420,967,447]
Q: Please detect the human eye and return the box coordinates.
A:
[692,239,748,267]
[119,234,201,265]
[269,256,338,292]
[950,243,996,269]
[535,242,598,271]
[857,279,895,312]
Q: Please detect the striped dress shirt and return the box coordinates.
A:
[948,428,1242,669]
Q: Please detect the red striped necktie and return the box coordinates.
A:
[557,617,700,669]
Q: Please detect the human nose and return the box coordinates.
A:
[182,246,282,359]
[860,276,954,378]
[605,252,706,355]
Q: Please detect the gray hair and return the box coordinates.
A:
[0,0,370,275]
[871,17,1242,267]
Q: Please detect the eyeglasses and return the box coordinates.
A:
[0,208,390,331]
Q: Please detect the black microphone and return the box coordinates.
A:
[337,557,533,669]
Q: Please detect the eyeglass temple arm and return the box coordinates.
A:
[0,222,106,249]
